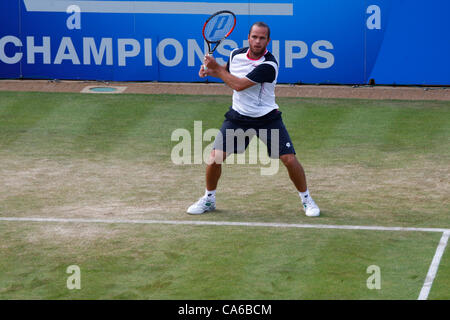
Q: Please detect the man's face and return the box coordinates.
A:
[248,25,270,57]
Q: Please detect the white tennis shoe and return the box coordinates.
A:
[302,196,320,217]
[187,196,216,214]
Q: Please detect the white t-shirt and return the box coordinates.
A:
[227,47,279,118]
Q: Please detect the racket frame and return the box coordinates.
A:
[202,10,237,55]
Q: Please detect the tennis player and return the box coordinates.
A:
[187,22,320,217]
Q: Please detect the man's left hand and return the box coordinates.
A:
[203,55,221,77]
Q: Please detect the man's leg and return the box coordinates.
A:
[187,114,245,214]
[187,149,228,214]
[206,149,227,191]
[280,154,320,216]
[280,154,320,217]
[279,154,307,192]
[260,118,308,193]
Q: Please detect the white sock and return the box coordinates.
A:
[299,189,310,202]
[205,189,216,198]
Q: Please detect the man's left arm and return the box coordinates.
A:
[203,55,255,92]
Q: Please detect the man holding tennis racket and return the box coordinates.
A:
[187,21,320,217]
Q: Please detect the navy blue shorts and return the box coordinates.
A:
[213,107,296,158]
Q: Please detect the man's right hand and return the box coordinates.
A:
[199,65,207,78]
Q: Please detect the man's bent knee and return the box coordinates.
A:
[280,153,298,167]
[207,149,227,166]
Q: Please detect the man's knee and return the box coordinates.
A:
[207,149,227,166]
[280,153,298,167]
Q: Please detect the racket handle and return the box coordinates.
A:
[203,53,211,71]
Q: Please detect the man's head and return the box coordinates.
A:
[249,22,270,39]
[248,22,270,58]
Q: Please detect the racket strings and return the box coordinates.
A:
[204,13,235,42]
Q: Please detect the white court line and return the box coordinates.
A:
[418,231,450,300]
[1,216,448,300]
[0,216,449,233]
[23,0,294,15]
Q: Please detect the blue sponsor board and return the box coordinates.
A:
[0,0,449,85]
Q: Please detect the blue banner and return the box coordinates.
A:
[0,0,449,85]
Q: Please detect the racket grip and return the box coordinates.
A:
[203,53,211,71]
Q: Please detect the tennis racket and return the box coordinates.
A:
[202,10,236,70]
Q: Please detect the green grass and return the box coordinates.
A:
[0,91,449,299]
[0,222,443,299]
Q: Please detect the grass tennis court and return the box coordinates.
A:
[0,91,449,299]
